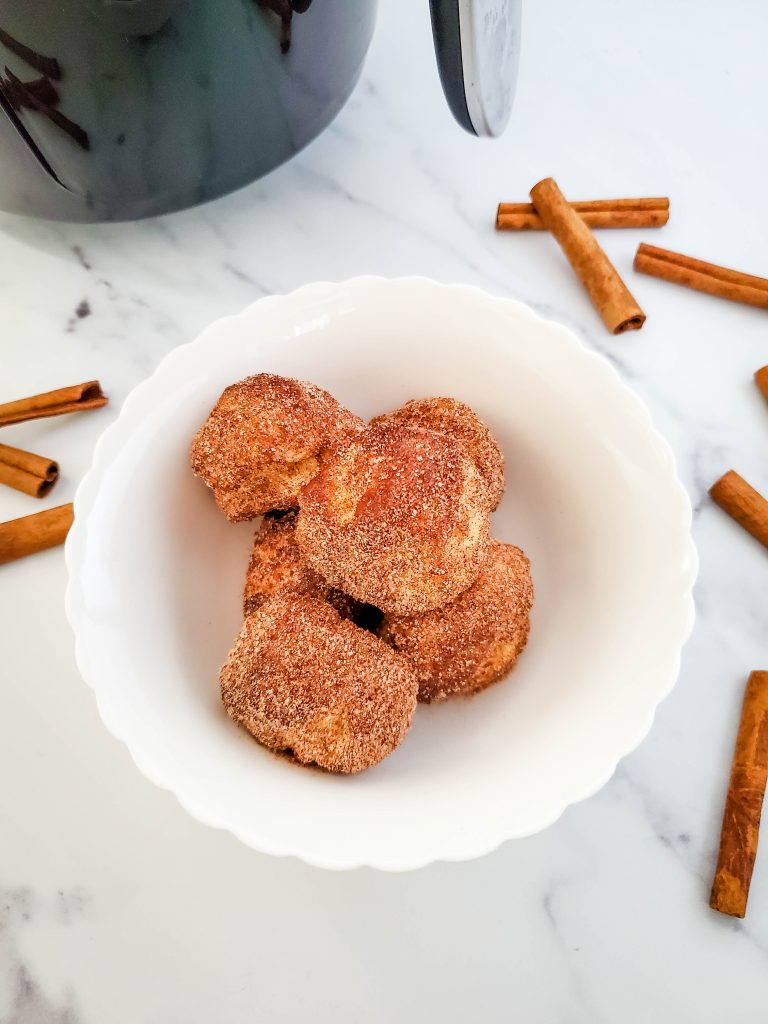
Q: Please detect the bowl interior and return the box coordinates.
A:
[71,280,694,869]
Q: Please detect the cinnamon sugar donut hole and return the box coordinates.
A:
[380,541,533,702]
[190,374,363,521]
[220,594,418,773]
[371,397,505,510]
[296,422,492,615]
[244,513,325,614]
[243,512,363,625]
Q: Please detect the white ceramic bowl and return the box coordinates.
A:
[65,278,697,871]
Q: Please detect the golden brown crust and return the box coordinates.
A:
[243,512,329,614]
[190,374,363,521]
[220,595,418,773]
[380,540,533,702]
[371,397,505,510]
[243,512,360,622]
[296,422,492,615]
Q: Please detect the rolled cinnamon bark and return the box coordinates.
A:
[634,244,768,310]
[709,470,768,550]
[0,381,107,427]
[710,671,768,918]
[755,366,768,405]
[0,443,58,498]
[0,503,73,565]
[529,178,646,334]
[496,197,669,231]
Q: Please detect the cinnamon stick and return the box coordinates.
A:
[755,366,768,405]
[0,381,107,428]
[709,471,768,550]
[529,178,645,334]
[634,244,768,310]
[0,443,58,498]
[0,503,73,565]
[710,671,768,918]
[496,197,669,231]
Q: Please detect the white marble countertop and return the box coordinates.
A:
[2,1,768,1020]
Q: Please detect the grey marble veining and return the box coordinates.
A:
[1,1,768,1021]
[0,887,84,1024]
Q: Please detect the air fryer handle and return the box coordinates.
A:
[429,0,521,138]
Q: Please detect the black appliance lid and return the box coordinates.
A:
[429,0,520,137]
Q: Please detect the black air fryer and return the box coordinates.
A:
[0,0,520,221]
